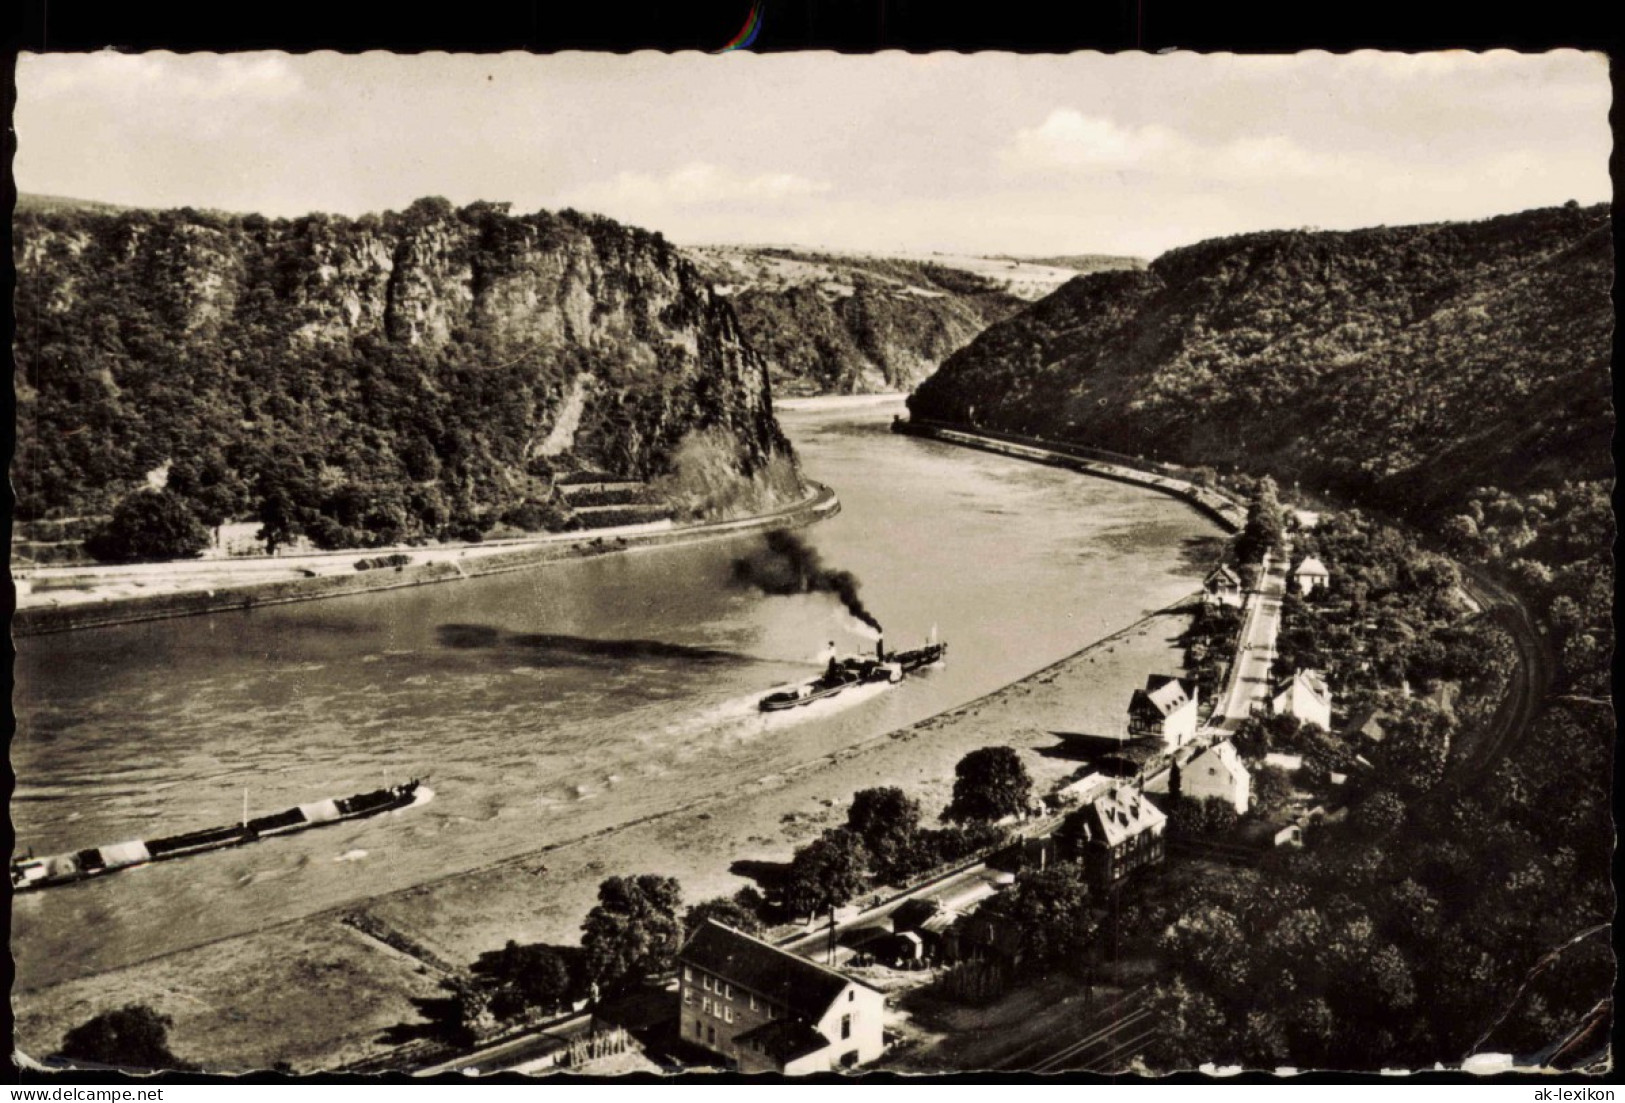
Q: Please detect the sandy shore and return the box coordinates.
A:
[12,599,1195,1072]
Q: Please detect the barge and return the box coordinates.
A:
[11,779,426,893]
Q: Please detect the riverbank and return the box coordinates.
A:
[12,600,1197,1072]
[12,484,839,637]
[895,419,1245,533]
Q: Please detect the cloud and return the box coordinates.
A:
[21,52,304,103]
[1002,112,1185,173]
[1001,109,1356,184]
[571,162,833,210]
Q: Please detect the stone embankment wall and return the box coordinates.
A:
[896,419,1245,532]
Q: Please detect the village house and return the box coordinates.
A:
[1294,555,1330,596]
[1202,563,1244,607]
[1127,675,1200,749]
[1174,740,1252,814]
[1060,785,1168,894]
[676,920,886,1074]
[1273,669,1333,730]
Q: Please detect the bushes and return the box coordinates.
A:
[1167,797,1240,840]
[469,941,585,1022]
[354,553,413,572]
[55,1004,197,1072]
[83,489,211,563]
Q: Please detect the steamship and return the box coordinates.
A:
[759,633,947,712]
[11,779,427,893]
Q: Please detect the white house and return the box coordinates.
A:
[1202,563,1244,607]
[1274,669,1332,730]
[1177,740,1252,814]
[677,920,886,1074]
[1294,556,1330,596]
[1127,675,1200,749]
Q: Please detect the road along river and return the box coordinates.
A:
[12,395,1222,1066]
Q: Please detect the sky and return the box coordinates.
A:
[14,50,1613,258]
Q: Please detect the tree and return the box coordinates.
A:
[1372,699,1454,794]
[1146,980,1231,1070]
[943,746,1033,824]
[255,475,304,556]
[845,786,922,879]
[1167,796,1241,839]
[1248,765,1296,820]
[684,895,764,937]
[1233,712,1305,759]
[471,941,578,1020]
[579,874,683,991]
[1349,790,1407,837]
[981,861,1097,967]
[1159,904,1253,994]
[56,1004,198,1072]
[1236,476,1287,565]
[83,489,211,563]
[781,828,870,918]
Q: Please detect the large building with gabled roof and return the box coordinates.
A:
[676,919,886,1074]
[1059,785,1168,894]
[1127,674,1200,748]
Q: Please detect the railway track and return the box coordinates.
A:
[1447,566,1554,788]
[995,985,1158,1073]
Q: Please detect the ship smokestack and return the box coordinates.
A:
[877,637,885,662]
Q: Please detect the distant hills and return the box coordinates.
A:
[16,192,135,215]
[686,246,1144,396]
[984,253,1149,274]
[909,204,1613,511]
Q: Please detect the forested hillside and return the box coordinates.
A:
[14,198,800,550]
[912,203,1615,1071]
[688,247,1075,395]
[910,203,1612,509]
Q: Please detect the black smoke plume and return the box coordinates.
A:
[731,531,883,635]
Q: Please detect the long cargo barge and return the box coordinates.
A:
[11,779,428,893]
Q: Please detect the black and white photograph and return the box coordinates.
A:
[8,29,1616,1084]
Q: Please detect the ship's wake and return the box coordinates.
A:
[653,678,896,752]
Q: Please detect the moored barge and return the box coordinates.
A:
[11,779,425,893]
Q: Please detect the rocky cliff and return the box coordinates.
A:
[686,247,1119,395]
[14,197,801,545]
[909,204,1613,511]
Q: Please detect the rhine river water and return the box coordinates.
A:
[12,396,1219,989]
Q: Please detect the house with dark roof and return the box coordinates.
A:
[676,920,886,1074]
[1059,785,1168,894]
[1127,674,1200,749]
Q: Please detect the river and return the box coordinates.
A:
[11,396,1219,990]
